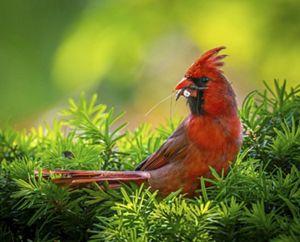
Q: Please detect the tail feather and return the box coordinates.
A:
[37,169,150,187]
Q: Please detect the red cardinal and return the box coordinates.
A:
[42,47,242,197]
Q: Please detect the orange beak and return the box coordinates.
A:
[175,77,193,90]
[175,77,196,100]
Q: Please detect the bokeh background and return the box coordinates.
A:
[0,0,299,129]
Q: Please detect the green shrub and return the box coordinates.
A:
[0,80,299,241]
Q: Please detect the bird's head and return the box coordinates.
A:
[175,46,237,116]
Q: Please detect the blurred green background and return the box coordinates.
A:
[0,0,299,129]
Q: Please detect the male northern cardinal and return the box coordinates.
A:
[41,47,242,197]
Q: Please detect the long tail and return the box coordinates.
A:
[37,169,150,187]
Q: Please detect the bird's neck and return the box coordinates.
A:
[188,80,238,117]
[188,92,238,117]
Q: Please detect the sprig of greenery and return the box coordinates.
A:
[240,80,300,171]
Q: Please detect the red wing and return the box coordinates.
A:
[136,120,188,171]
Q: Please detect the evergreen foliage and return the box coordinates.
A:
[0,80,300,241]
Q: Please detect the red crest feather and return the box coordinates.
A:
[186,46,227,76]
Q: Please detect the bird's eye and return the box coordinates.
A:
[201,76,209,82]
[188,76,209,86]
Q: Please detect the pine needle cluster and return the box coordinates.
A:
[0,80,299,241]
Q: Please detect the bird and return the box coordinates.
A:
[40,47,243,197]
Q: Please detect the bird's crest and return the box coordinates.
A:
[186,46,227,76]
